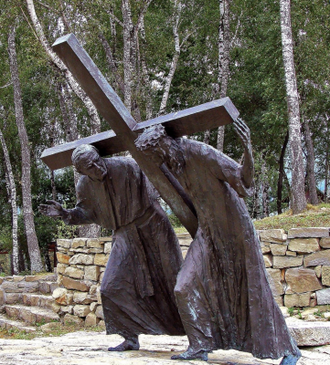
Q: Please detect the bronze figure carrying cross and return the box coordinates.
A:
[41,34,239,237]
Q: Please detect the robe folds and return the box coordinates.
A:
[169,139,298,360]
[64,157,185,338]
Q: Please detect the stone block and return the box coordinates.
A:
[270,244,287,256]
[266,268,284,296]
[60,305,73,314]
[25,275,40,282]
[274,296,283,307]
[273,256,303,269]
[316,288,330,305]
[287,320,330,346]
[74,304,91,317]
[288,227,330,238]
[100,236,112,242]
[5,293,22,304]
[84,266,100,281]
[56,263,67,275]
[64,267,84,280]
[320,237,330,248]
[85,312,100,327]
[284,292,311,307]
[286,251,297,257]
[2,281,20,293]
[87,238,102,249]
[104,242,112,254]
[63,313,84,326]
[94,254,109,266]
[73,292,94,305]
[322,266,330,286]
[263,254,273,268]
[72,238,87,249]
[0,289,5,305]
[57,239,72,249]
[259,229,287,243]
[0,277,4,285]
[285,268,322,294]
[288,238,320,253]
[57,252,71,264]
[90,302,98,312]
[95,305,104,319]
[39,281,51,294]
[305,250,330,267]
[61,277,90,292]
[52,288,73,305]
[18,281,39,293]
[314,265,322,278]
[69,254,94,266]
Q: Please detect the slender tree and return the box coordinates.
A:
[8,24,43,272]
[0,125,19,274]
[279,0,306,213]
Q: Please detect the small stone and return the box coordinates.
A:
[87,238,102,248]
[280,306,290,318]
[60,305,74,314]
[104,242,112,254]
[94,254,109,266]
[69,254,94,265]
[263,254,273,268]
[288,238,320,253]
[286,251,297,257]
[74,304,91,317]
[288,227,330,238]
[40,322,61,333]
[259,240,270,254]
[72,238,87,249]
[57,252,71,264]
[315,265,322,278]
[57,239,72,249]
[85,312,100,327]
[5,293,22,304]
[323,312,330,319]
[63,313,84,326]
[98,320,106,330]
[316,288,330,305]
[273,256,303,269]
[64,267,84,280]
[90,302,98,312]
[73,292,94,305]
[284,292,311,307]
[56,263,67,275]
[320,237,330,248]
[259,229,287,243]
[270,244,287,256]
[84,265,100,281]
[0,289,5,305]
[95,305,104,319]
[60,277,90,292]
[305,250,330,267]
[322,266,330,286]
[285,268,322,294]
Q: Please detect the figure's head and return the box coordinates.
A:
[71,144,107,181]
[135,125,184,174]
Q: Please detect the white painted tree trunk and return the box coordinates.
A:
[0,127,19,274]
[279,0,307,214]
[26,0,101,134]
[8,25,43,272]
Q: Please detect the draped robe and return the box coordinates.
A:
[168,139,298,359]
[64,156,185,338]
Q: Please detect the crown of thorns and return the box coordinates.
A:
[135,124,167,150]
[71,144,99,165]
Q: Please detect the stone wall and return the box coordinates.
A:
[54,227,330,326]
[258,227,330,308]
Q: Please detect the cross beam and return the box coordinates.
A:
[42,34,239,237]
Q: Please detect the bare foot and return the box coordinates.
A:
[108,337,140,351]
[171,347,208,361]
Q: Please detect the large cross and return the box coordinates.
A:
[41,34,239,237]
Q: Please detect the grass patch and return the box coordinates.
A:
[254,204,330,231]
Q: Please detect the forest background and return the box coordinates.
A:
[0,0,329,274]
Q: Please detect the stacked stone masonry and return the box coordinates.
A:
[258,227,330,308]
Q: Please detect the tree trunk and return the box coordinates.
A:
[158,0,182,115]
[26,0,101,134]
[216,0,231,151]
[0,127,19,274]
[302,118,318,205]
[279,0,306,214]
[325,148,329,203]
[277,131,289,214]
[261,161,270,218]
[8,25,43,272]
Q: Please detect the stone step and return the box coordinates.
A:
[0,313,36,333]
[4,304,60,326]
[22,293,55,310]
[38,280,59,294]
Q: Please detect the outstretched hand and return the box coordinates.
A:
[39,200,64,218]
[233,118,251,150]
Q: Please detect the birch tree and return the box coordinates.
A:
[0,126,19,274]
[8,24,43,272]
[279,0,306,213]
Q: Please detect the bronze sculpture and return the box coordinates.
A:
[39,144,185,351]
[135,119,301,365]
